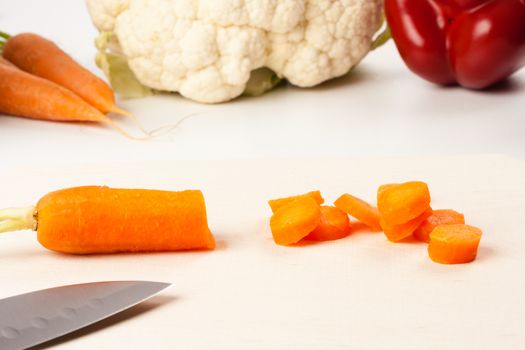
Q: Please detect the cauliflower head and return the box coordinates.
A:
[87,0,383,103]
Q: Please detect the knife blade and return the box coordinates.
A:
[0,281,171,350]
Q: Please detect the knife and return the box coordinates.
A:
[0,281,171,350]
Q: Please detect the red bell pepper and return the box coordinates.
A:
[385,0,525,89]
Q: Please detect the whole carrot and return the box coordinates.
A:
[0,186,215,254]
[0,58,108,122]
[1,32,126,115]
[1,57,145,138]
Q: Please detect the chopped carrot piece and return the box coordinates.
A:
[377,183,397,195]
[428,224,482,264]
[270,196,321,246]
[306,206,351,241]
[334,193,381,231]
[377,181,431,225]
[414,209,465,242]
[268,191,324,213]
[380,208,433,242]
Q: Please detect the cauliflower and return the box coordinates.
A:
[87,0,384,103]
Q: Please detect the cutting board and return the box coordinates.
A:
[1,155,524,349]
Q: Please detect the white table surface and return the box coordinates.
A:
[2,0,525,172]
[2,155,525,350]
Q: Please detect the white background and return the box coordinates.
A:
[2,3,525,349]
[1,0,524,171]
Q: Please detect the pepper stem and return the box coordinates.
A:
[0,206,37,233]
[371,25,391,50]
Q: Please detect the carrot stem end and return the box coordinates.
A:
[0,206,37,233]
[0,31,10,52]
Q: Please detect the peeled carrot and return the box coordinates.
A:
[0,186,215,254]
[378,183,396,195]
[334,193,381,231]
[414,209,465,243]
[377,181,431,225]
[380,208,433,242]
[428,224,482,264]
[268,191,324,213]
[270,196,321,246]
[2,33,126,115]
[0,59,109,122]
[306,206,351,241]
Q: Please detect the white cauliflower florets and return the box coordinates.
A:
[87,0,383,103]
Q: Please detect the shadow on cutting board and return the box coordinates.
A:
[28,295,177,349]
[475,245,496,262]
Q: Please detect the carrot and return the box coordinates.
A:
[378,183,397,195]
[0,56,14,67]
[380,208,433,242]
[0,59,109,122]
[0,186,215,254]
[428,224,482,264]
[268,191,324,213]
[377,181,431,225]
[270,196,321,246]
[0,58,145,138]
[414,209,465,243]
[334,193,381,231]
[306,206,351,241]
[2,32,127,116]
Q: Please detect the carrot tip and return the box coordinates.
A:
[101,117,150,141]
[107,107,159,137]
[146,112,201,138]
[108,106,132,117]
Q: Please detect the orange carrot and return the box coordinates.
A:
[0,56,14,67]
[414,209,465,243]
[0,58,144,138]
[378,183,397,195]
[268,191,324,213]
[270,196,321,246]
[380,208,433,242]
[2,33,126,115]
[377,181,431,225]
[306,206,351,241]
[0,59,109,122]
[428,224,482,264]
[0,186,215,254]
[334,193,381,231]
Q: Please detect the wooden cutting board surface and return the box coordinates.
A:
[1,155,524,349]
